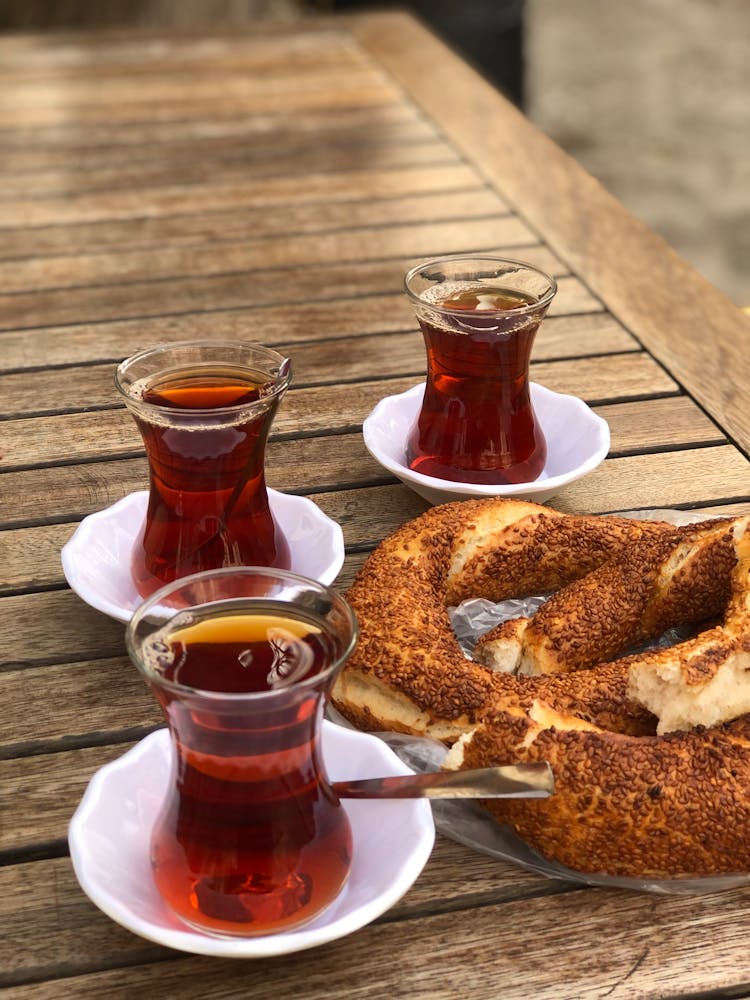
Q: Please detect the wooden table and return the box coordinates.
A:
[1,11,749,998]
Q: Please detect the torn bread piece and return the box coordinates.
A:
[475,519,737,679]
[473,617,528,673]
[628,518,750,734]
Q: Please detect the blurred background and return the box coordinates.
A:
[2,0,747,304]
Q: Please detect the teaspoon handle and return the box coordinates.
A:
[331,762,553,800]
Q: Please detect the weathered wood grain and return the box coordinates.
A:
[0,116,437,179]
[0,395,729,592]
[0,840,558,988]
[0,330,655,420]
[0,25,365,73]
[0,742,133,853]
[0,102,421,154]
[0,591,125,670]
[0,657,158,751]
[0,186,503,261]
[0,137,462,205]
[555,447,750,513]
[0,216,538,296]
[1,480,426,593]
[1,16,749,1000]
[1,303,623,375]
[0,392,720,530]
[0,353,676,468]
[0,68,402,130]
[7,880,750,1000]
[0,35,365,101]
[0,245,566,332]
[1,161,481,229]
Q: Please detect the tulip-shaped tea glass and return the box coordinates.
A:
[116,341,291,597]
[126,567,359,937]
[404,256,557,485]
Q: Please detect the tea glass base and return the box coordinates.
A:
[68,722,434,957]
[363,382,610,505]
[61,489,345,622]
[171,871,351,940]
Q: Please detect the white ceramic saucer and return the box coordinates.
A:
[363,382,610,505]
[68,721,435,957]
[61,489,345,622]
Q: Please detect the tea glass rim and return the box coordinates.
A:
[114,339,292,415]
[125,565,359,702]
[403,254,558,316]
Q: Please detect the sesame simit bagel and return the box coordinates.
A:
[331,498,750,877]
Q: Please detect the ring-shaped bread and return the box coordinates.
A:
[331,498,750,878]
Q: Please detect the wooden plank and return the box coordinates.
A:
[0,298,622,375]
[0,293,414,369]
[0,114,437,177]
[0,591,125,670]
[0,658,158,752]
[0,186,502,262]
[350,12,750,453]
[0,137,461,203]
[0,523,76,592]
[596,397,724,455]
[0,26,363,73]
[0,841,556,987]
[0,548,372,671]
[0,132,459,206]
[0,399,730,594]
[0,245,566,335]
[19,139,459,205]
[0,216,536,296]
[4,452,734,540]
[0,324,646,419]
[0,457,152,529]
[0,742,138,854]
[0,393,722,529]
[531,353,678,402]
[0,103,421,154]
[0,354,673,467]
[0,486,428,666]
[534,311,638,357]
[0,442,389,531]
[0,856,173,985]
[0,69,401,130]
[0,77,398,129]
[555,447,750,514]
[0,162,481,229]
[0,33,366,92]
[0,63,394,114]
[1,479,429,594]
[8,880,750,1000]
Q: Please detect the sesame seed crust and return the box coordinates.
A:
[460,714,750,877]
[329,497,750,876]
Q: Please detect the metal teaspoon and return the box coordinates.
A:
[331,761,553,800]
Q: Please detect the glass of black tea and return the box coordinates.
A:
[404,256,557,485]
[126,566,359,938]
[116,340,292,598]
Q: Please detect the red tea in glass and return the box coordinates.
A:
[116,342,291,597]
[404,257,557,485]
[127,568,358,937]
